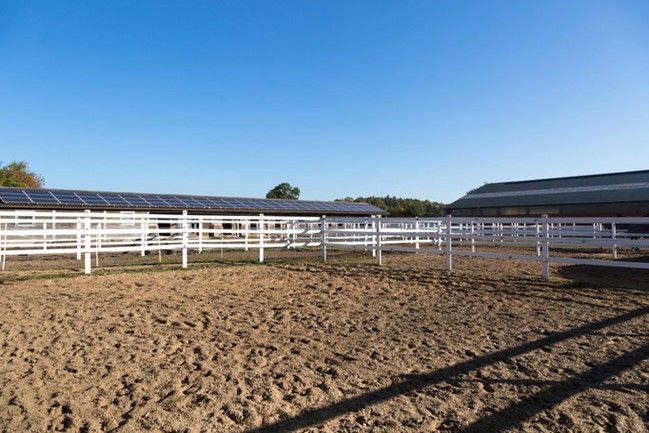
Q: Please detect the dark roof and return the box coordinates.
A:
[0,187,385,215]
[447,169,649,210]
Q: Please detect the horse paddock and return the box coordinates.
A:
[1,252,648,433]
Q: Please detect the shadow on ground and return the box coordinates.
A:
[245,306,649,433]
[557,260,649,290]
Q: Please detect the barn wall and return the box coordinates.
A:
[446,201,649,217]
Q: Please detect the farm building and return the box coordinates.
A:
[0,187,385,241]
[0,187,384,216]
[445,169,649,217]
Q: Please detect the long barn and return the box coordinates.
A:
[445,169,649,217]
[0,187,384,216]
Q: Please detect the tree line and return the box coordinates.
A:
[336,196,445,217]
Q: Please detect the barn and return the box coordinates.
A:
[0,187,385,244]
[445,169,649,217]
[0,187,384,216]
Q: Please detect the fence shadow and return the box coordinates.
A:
[456,342,649,433]
[557,263,649,291]
[244,306,649,433]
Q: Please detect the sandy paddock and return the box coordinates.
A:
[0,252,648,433]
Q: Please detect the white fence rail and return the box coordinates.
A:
[1,210,648,278]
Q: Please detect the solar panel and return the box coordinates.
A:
[162,196,187,207]
[52,192,86,205]
[140,195,171,207]
[121,194,151,207]
[98,194,131,206]
[0,189,33,204]
[75,192,109,205]
[208,198,238,208]
[0,187,385,214]
[25,190,60,204]
[183,197,207,208]
[190,198,213,207]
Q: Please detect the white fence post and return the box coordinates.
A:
[76,216,82,260]
[245,220,250,251]
[259,214,264,263]
[415,217,420,251]
[371,217,377,257]
[375,215,382,266]
[198,216,204,254]
[446,214,452,271]
[83,210,91,275]
[542,214,550,279]
[181,210,188,269]
[470,219,475,253]
[611,222,618,259]
[364,217,369,252]
[1,222,6,271]
[95,220,100,267]
[321,215,327,262]
[140,217,147,257]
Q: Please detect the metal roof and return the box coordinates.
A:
[0,187,385,215]
[447,169,649,210]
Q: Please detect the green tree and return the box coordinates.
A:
[0,161,44,188]
[336,195,445,217]
[266,182,300,200]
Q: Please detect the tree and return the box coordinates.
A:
[335,195,445,217]
[0,161,44,188]
[266,182,300,200]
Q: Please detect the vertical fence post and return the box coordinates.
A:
[470,219,475,253]
[292,219,298,247]
[371,217,377,257]
[96,219,101,267]
[375,215,382,266]
[321,215,327,261]
[1,222,6,271]
[258,214,264,263]
[415,217,420,251]
[535,220,541,256]
[84,210,91,275]
[364,217,369,252]
[542,214,550,279]
[245,220,250,251]
[181,210,188,269]
[198,216,204,254]
[611,222,618,259]
[76,216,82,260]
[446,214,452,271]
[140,217,147,257]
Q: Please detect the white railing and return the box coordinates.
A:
[1,210,648,278]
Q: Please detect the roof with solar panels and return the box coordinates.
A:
[0,187,386,216]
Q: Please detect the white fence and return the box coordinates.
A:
[1,210,648,278]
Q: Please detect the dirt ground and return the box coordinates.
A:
[0,251,648,433]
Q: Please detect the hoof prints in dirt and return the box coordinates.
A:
[1,257,648,432]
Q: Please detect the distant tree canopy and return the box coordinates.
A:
[337,196,445,217]
[0,161,44,188]
[266,182,300,200]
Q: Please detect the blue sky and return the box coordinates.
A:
[1,1,648,203]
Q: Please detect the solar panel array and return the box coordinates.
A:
[0,188,383,214]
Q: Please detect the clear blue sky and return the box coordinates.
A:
[1,1,648,203]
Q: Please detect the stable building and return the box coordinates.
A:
[445,169,649,217]
[0,187,384,216]
[0,187,385,237]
